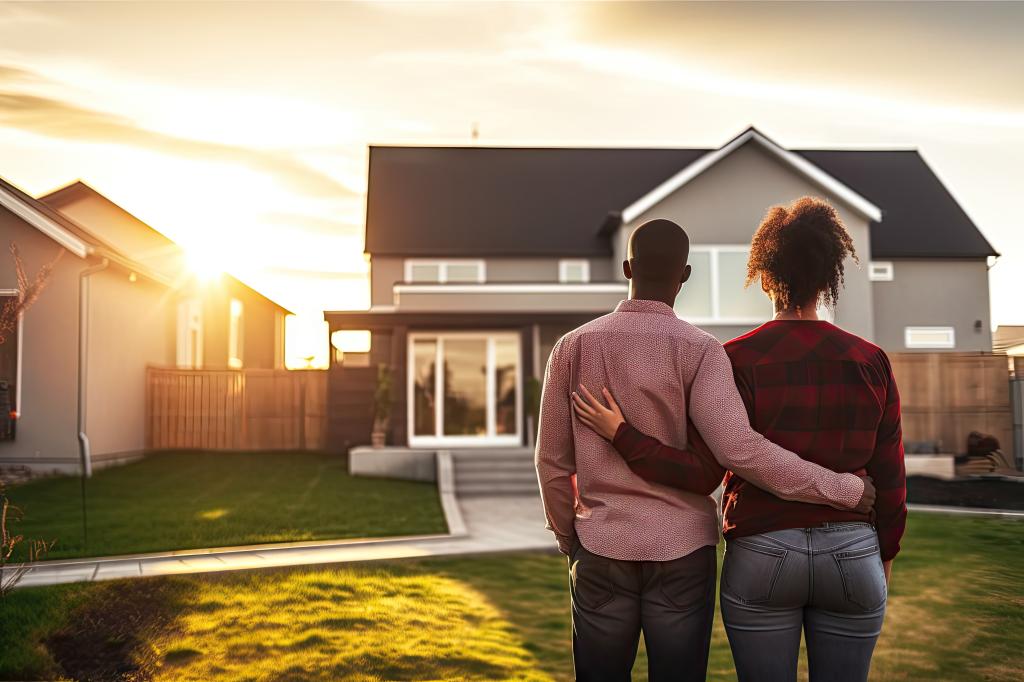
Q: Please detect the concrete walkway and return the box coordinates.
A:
[12,494,554,589]
[13,494,1023,589]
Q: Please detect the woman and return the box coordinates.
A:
[572,196,907,682]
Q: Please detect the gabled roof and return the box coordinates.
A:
[622,127,882,224]
[0,175,171,284]
[365,146,706,257]
[795,149,998,259]
[364,132,998,261]
[39,181,293,313]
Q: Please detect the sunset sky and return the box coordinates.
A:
[0,1,1021,329]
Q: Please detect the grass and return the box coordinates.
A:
[4,451,447,561]
[1,513,1021,681]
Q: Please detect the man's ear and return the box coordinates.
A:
[622,259,632,280]
[681,264,691,285]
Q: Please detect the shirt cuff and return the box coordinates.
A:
[840,473,866,510]
[611,422,638,459]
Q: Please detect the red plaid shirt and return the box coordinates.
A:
[614,320,907,561]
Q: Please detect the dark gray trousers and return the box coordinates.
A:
[720,522,887,682]
[569,539,717,681]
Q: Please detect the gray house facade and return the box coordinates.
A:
[325,127,998,451]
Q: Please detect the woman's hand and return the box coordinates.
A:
[571,385,625,441]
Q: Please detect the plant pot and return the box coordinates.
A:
[371,431,386,448]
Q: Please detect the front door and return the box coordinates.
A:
[408,332,521,447]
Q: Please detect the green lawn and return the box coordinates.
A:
[3,451,447,561]
[2,513,1021,681]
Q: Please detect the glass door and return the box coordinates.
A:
[408,332,521,446]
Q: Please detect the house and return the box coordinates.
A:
[39,182,289,371]
[325,127,999,451]
[0,178,290,475]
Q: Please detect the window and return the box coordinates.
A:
[869,262,894,282]
[674,247,771,323]
[176,299,203,369]
[905,326,955,349]
[408,332,521,445]
[405,260,485,284]
[558,259,591,283]
[0,292,20,440]
[228,298,244,369]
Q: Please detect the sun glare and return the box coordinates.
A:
[186,248,224,283]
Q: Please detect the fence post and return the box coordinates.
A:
[1012,358,1024,471]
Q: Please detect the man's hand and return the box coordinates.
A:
[854,475,876,514]
[571,385,625,441]
[883,560,893,586]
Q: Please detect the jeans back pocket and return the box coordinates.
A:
[834,545,887,611]
[723,539,788,604]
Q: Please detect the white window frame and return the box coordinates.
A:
[869,261,894,282]
[680,246,773,325]
[404,259,486,284]
[228,298,244,369]
[176,298,204,369]
[407,331,522,447]
[0,289,23,419]
[558,259,591,283]
[905,326,956,349]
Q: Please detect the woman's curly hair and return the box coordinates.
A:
[746,196,859,312]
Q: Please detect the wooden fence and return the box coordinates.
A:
[146,367,327,451]
[890,353,1013,458]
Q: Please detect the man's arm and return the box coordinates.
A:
[534,336,577,554]
[685,338,866,510]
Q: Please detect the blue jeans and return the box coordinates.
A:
[720,522,887,682]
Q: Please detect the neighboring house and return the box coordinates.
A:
[40,182,289,371]
[325,127,999,451]
[0,177,290,475]
[994,326,1024,358]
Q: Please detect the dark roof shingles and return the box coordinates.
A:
[366,145,997,260]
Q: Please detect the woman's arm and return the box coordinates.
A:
[867,352,908,564]
[572,386,726,496]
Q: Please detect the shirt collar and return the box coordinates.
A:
[614,299,678,317]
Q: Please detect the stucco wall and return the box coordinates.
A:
[616,142,876,341]
[0,206,86,473]
[85,266,174,460]
[873,259,992,352]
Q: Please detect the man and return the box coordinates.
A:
[535,219,875,681]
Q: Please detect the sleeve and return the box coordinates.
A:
[868,352,908,561]
[534,336,577,554]
[612,419,726,496]
[687,338,865,510]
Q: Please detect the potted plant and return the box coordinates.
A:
[371,364,392,448]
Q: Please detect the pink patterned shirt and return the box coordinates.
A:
[534,299,866,561]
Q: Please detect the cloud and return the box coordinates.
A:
[0,66,356,200]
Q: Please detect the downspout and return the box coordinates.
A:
[78,257,109,479]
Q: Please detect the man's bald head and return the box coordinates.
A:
[625,219,691,286]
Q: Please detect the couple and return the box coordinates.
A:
[535,197,907,682]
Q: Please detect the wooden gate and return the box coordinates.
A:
[146,367,327,451]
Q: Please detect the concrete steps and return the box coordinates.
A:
[452,449,538,497]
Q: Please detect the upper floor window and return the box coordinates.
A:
[674,246,772,324]
[869,261,894,282]
[405,259,486,284]
[558,259,591,283]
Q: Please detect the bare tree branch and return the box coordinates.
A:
[0,241,63,345]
